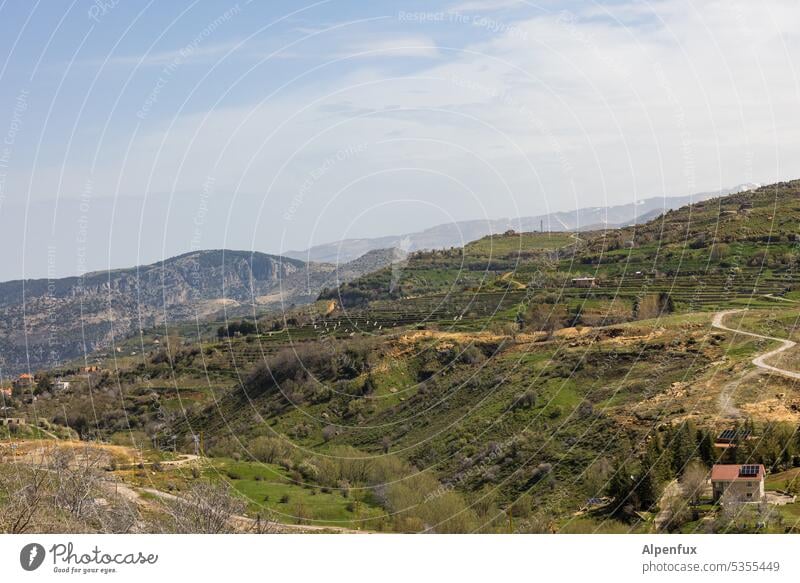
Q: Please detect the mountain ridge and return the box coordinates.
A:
[0,248,399,375]
[285,183,759,263]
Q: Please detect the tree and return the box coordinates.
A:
[715,489,742,532]
[636,437,669,509]
[634,293,674,320]
[0,466,50,533]
[710,243,730,261]
[322,425,336,443]
[659,482,691,532]
[584,457,612,499]
[680,459,708,505]
[249,436,290,464]
[35,373,53,394]
[522,303,568,336]
[669,422,696,474]
[608,462,637,515]
[165,480,246,534]
[697,429,716,466]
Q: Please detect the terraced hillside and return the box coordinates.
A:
[325,181,800,318]
[8,181,800,533]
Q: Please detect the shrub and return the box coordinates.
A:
[322,425,336,442]
[513,390,536,410]
[297,461,319,481]
[249,436,290,464]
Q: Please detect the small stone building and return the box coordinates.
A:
[571,277,597,288]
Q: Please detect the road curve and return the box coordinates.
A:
[711,309,800,380]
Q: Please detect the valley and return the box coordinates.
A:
[3,182,800,534]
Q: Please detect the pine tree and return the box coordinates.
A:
[608,461,637,514]
[697,429,716,466]
[670,422,696,474]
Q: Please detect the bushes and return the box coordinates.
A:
[633,292,673,320]
[521,303,569,335]
[167,480,246,534]
[217,320,257,338]
[321,425,336,442]
[512,390,536,410]
[249,436,291,464]
[297,461,319,481]
[459,345,486,365]
[244,338,376,398]
[383,472,479,533]
[207,436,243,459]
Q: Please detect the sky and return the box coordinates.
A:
[1,0,800,280]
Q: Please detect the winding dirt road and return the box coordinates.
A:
[711,309,800,380]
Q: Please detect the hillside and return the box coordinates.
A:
[7,180,800,534]
[323,182,800,317]
[285,183,758,263]
[0,249,400,375]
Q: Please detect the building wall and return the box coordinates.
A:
[712,479,764,502]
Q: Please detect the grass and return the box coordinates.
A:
[214,459,384,527]
[120,457,385,528]
[465,232,575,256]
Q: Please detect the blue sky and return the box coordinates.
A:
[1,0,800,280]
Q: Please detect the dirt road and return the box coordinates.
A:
[712,309,800,380]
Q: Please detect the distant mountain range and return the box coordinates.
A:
[0,249,399,375]
[0,183,760,376]
[285,184,760,263]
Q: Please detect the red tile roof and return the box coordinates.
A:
[711,464,765,481]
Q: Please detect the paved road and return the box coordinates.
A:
[711,309,800,380]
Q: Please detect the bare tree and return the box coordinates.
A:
[0,466,51,533]
[659,486,691,532]
[248,510,280,534]
[714,489,742,532]
[1,446,140,534]
[680,460,708,505]
[50,447,103,519]
[165,480,247,533]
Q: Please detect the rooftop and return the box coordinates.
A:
[710,464,765,481]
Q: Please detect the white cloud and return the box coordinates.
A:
[47,0,800,262]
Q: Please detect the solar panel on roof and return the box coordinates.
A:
[739,464,759,476]
[718,428,751,442]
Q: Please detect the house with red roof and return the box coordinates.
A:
[710,464,765,503]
